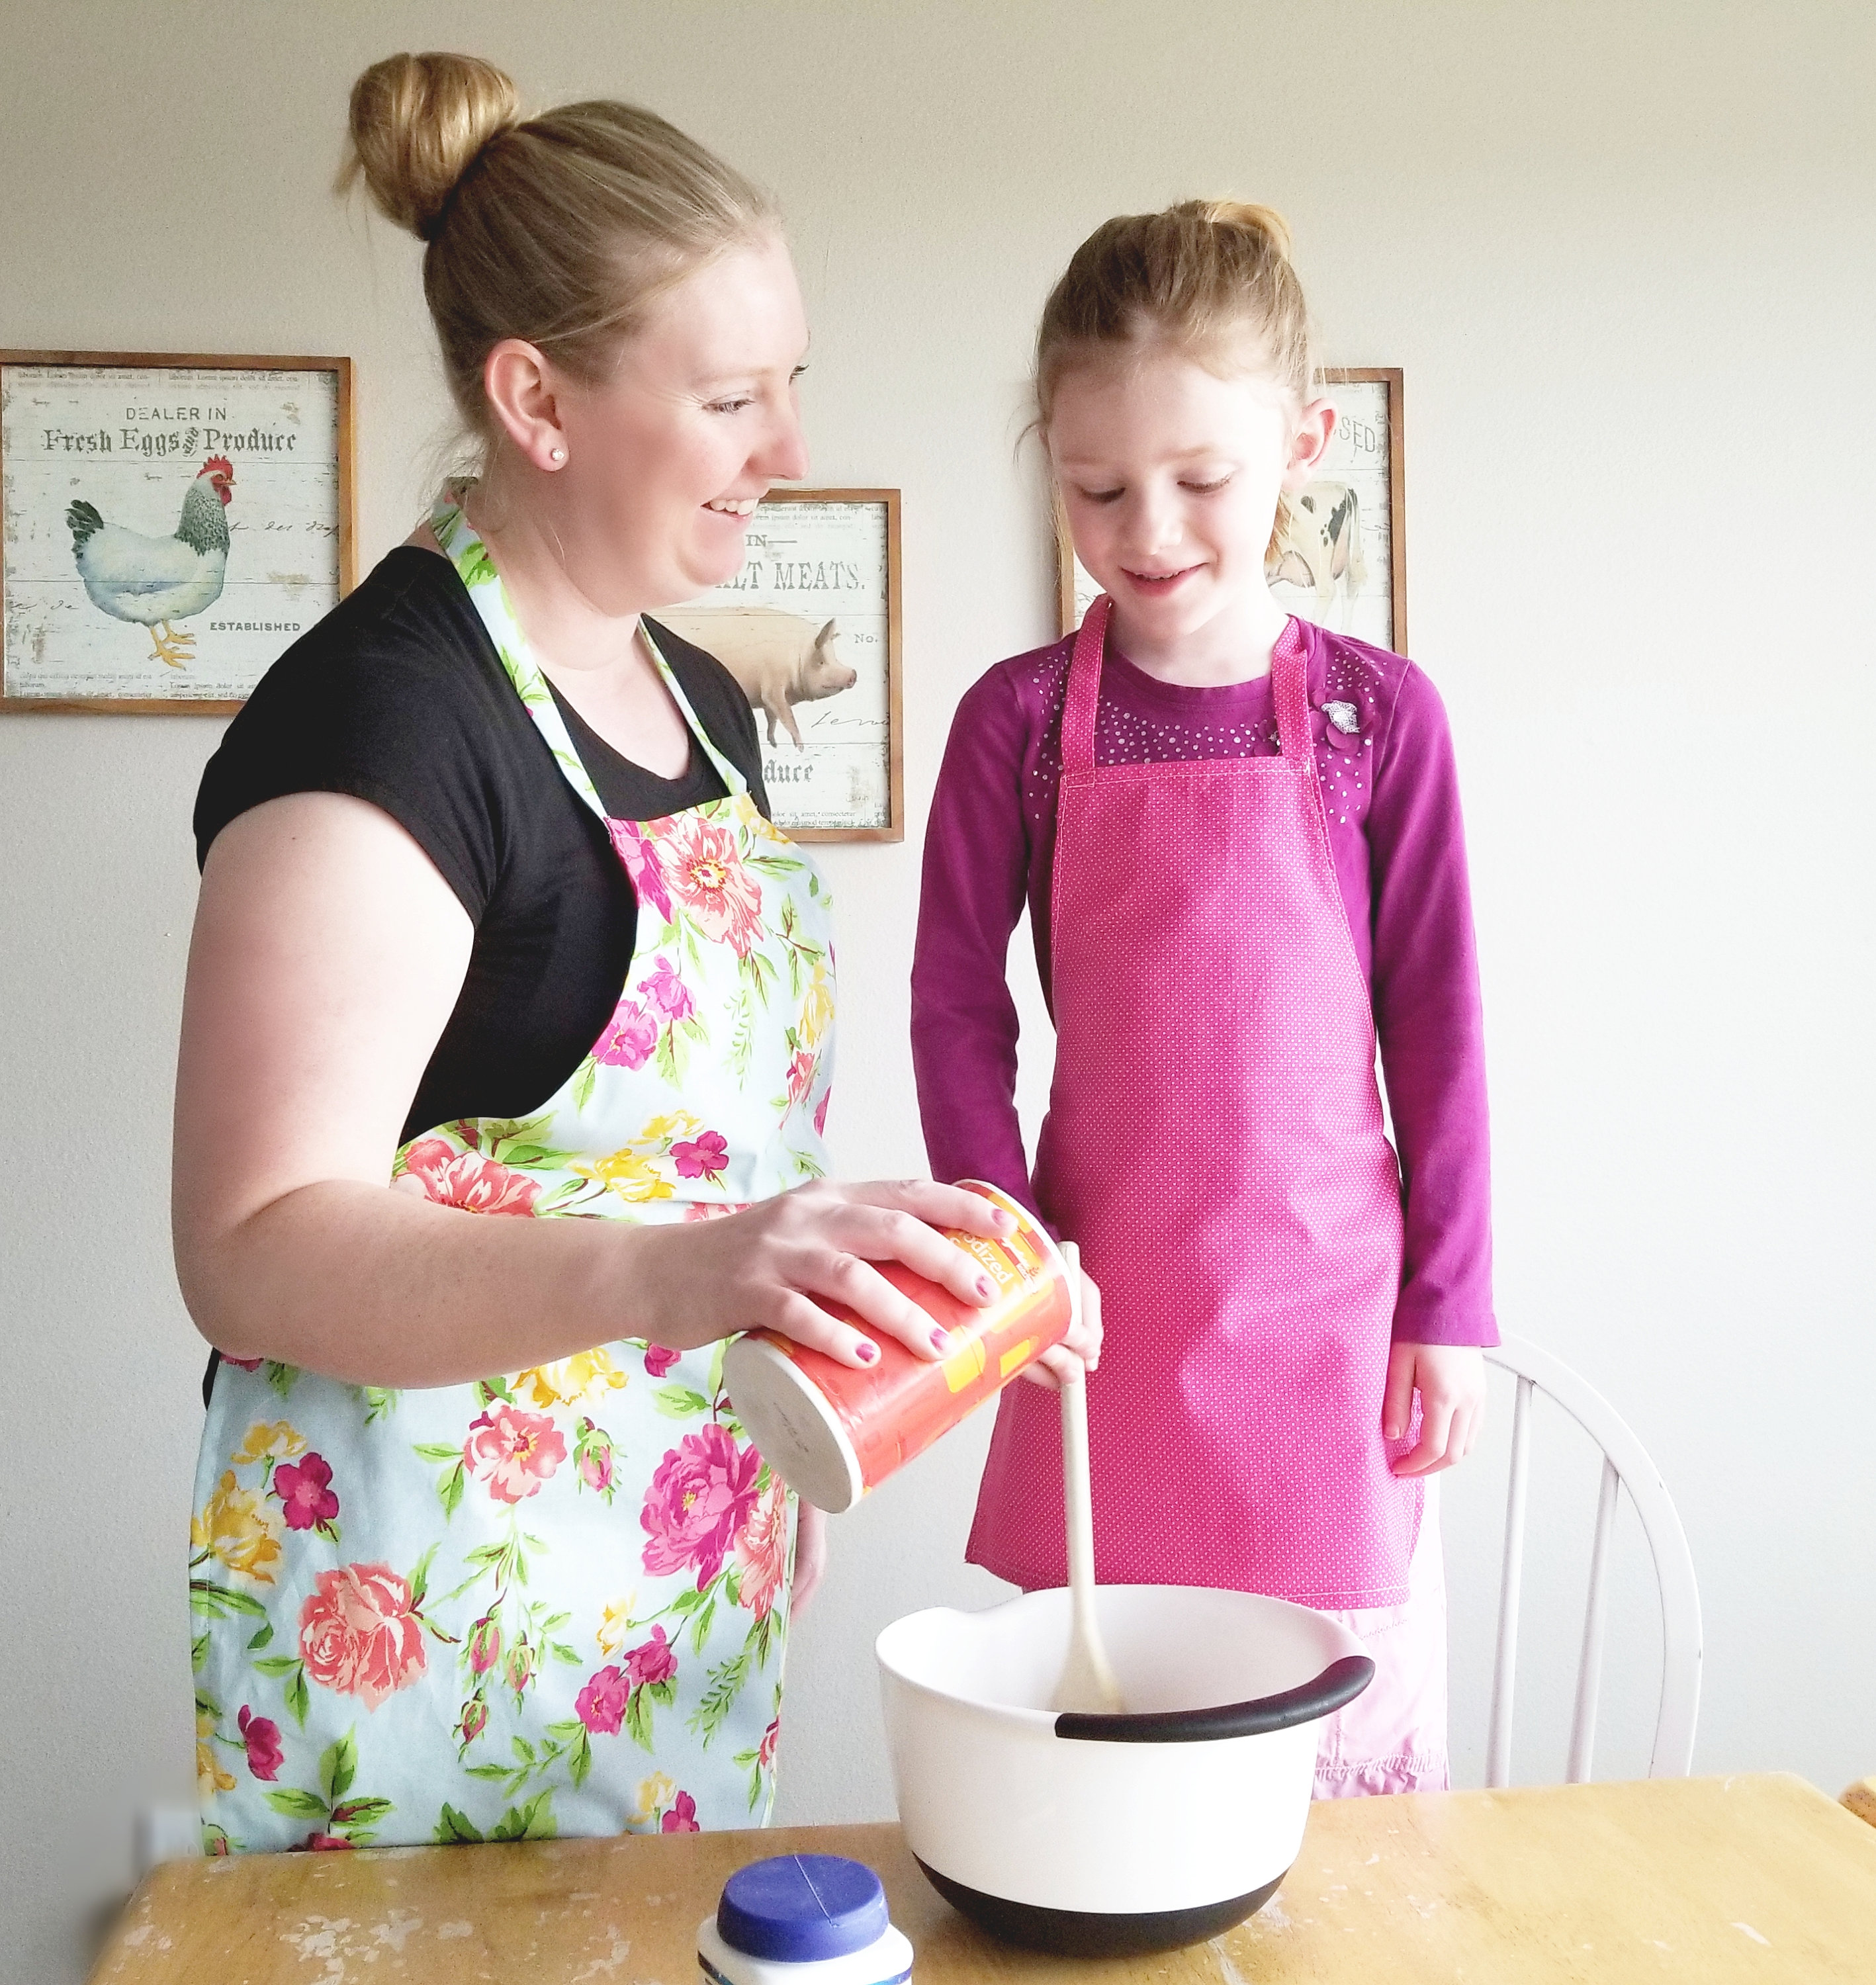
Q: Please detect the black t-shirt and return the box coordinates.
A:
[193,545,769,1141]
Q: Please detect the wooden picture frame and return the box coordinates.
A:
[658,487,903,843]
[1056,367,1407,654]
[1,350,356,713]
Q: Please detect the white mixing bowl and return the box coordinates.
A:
[876,1583,1372,1955]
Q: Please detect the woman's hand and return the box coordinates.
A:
[1020,1265,1104,1388]
[1386,1342,1487,1476]
[629,1178,1020,1368]
[791,1501,827,1614]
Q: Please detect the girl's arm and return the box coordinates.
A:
[911,668,1040,1214]
[173,791,1010,1389]
[1368,665,1494,1474]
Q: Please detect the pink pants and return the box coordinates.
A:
[1313,1479,1450,1798]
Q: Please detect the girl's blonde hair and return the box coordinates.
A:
[1034,199,1314,429]
[339,52,780,440]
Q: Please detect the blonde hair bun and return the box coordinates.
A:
[341,52,519,242]
[1194,199,1294,265]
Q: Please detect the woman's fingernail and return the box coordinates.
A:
[975,1274,995,1299]
[995,1210,1017,1231]
[930,1327,952,1352]
[855,1341,878,1364]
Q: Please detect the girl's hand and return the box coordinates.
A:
[1386,1343,1486,1476]
[791,1501,827,1614]
[633,1178,1016,1368]
[1020,1266,1104,1388]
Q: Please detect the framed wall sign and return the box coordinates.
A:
[1056,367,1407,654]
[1,351,355,713]
[657,488,903,842]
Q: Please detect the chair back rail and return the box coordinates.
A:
[1482,1336,1703,1786]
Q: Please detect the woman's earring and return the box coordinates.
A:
[549,446,567,466]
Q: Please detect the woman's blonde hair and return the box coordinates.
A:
[1034,199,1314,430]
[339,52,780,439]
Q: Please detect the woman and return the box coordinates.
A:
[176,51,1091,1853]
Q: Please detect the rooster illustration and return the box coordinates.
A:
[66,455,235,668]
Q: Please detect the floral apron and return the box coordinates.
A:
[189,487,836,1853]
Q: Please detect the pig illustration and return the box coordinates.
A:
[654,607,858,748]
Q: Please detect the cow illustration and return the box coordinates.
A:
[654,607,858,748]
[1268,480,1366,628]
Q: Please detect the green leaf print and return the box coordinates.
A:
[652,1384,712,1419]
[459,545,499,589]
[321,1731,358,1806]
[247,1622,274,1650]
[727,992,755,1077]
[435,1804,484,1845]
[251,1655,302,1679]
[690,1651,751,1745]
[359,1387,400,1423]
[409,1542,439,1612]
[688,1594,718,1657]
[330,1797,392,1829]
[625,1684,656,1754]
[264,1787,330,1823]
[490,1791,557,1842]
[263,1361,297,1399]
[568,1728,593,1789]
[191,1633,208,1674]
[189,1581,268,1620]
[474,1375,517,1408]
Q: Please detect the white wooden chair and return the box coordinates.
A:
[1483,1333,1702,1785]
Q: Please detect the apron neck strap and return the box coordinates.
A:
[429,483,750,822]
[1066,596,1313,770]
[1061,593,1112,774]
[1270,620,1312,765]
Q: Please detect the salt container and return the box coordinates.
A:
[697,1854,913,1985]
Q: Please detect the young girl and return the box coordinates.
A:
[912,201,1496,1796]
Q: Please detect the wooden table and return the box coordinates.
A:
[91,1773,1876,1983]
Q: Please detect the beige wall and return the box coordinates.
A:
[3,3,1873,1978]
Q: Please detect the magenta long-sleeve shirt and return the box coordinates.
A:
[911,615,1497,1347]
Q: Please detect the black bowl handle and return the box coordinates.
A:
[1053,1654,1375,1744]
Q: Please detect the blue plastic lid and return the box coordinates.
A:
[717,1855,889,1963]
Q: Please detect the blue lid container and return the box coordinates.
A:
[717,1856,890,1964]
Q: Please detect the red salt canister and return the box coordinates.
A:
[723,1181,1075,1512]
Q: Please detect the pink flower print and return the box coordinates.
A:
[298,1564,426,1708]
[576,1665,631,1736]
[681,1202,745,1222]
[400,1138,541,1217]
[506,1641,536,1698]
[662,813,763,957]
[273,1453,339,1534]
[643,1344,681,1378]
[758,1718,780,1771]
[222,1356,263,1372]
[641,1423,764,1587]
[596,996,658,1070]
[638,957,695,1024]
[672,1129,729,1182]
[237,1706,283,1782]
[607,818,674,924]
[623,1625,679,1690]
[576,1418,616,1496]
[661,1790,700,1834]
[734,1476,791,1622]
[458,1696,489,1745]
[467,1613,502,1676]
[302,1832,354,1852]
[465,1405,567,1504]
[813,1088,831,1137]
[785,1049,817,1104]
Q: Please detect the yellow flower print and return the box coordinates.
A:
[191,1470,283,1584]
[231,1421,306,1467]
[633,1771,677,1828]
[196,1709,235,1798]
[797,961,833,1051]
[576,1147,675,1204]
[597,1593,640,1657]
[520,1349,630,1413]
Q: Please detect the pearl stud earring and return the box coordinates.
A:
[549,446,567,465]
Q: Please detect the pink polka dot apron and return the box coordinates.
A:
[187,487,835,1853]
[967,595,1421,1610]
